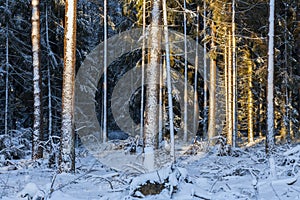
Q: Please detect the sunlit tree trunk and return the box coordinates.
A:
[208,22,217,142]
[224,33,228,136]
[144,0,161,171]
[266,0,275,155]
[203,0,208,136]
[162,0,175,161]
[227,29,233,145]
[283,5,291,142]
[32,0,43,159]
[232,0,237,147]
[246,51,254,143]
[60,0,77,173]
[266,0,277,180]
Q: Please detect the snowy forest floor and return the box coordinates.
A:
[0,140,300,200]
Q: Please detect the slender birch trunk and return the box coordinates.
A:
[103,0,108,142]
[5,0,9,136]
[266,0,275,155]
[32,0,43,159]
[45,2,53,139]
[232,0,237,147]
[193,4,200,136]
[183,0,188,142]
[158,56,164,146]
[140,0,146,139]
[60,0,77,173]
[144,0,161,171]
[162,0,175,161]
[266,0,277,181]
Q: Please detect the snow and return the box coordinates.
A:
[0,143,300,199]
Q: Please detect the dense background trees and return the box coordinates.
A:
[0,0,299,170]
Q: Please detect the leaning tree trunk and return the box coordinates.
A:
[60,0,77,173]
[143,0,161,171]
[31,0,43,159]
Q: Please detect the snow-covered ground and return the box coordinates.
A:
[0,141,299,200]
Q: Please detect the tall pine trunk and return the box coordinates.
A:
[31,0,43,159]
[208,22,217,142]
[60,0,77,173]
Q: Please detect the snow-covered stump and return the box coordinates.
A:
[129,165,188,198]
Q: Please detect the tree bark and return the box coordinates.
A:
[208,22,217,143]
[144,0,161,171]
[32,0,43,159]
[183,0,188,142]
[60,0,77,173]
[266,0,275,155]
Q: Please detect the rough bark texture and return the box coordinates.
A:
[208,22,217,142]
[31,0,43,159]
[60,0,77,173]
[266,0,275,155]
[143,0,161,171]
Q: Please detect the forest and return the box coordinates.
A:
[0,0,299,199]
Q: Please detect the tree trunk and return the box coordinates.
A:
[208,22,217,142]
[232,0,237,147]
[103,0,108,143]
[203,0,208,136]
[227,29,233,145]
[32,0,43,159]
[266,0,275,155]
[140,0,146,139]
[193,4,200,136]
[163,0,175,161]
[60,0,77,173]
[144,0,161,171]
[5,0,9,136]
[183,0,188,142]
[246,50,254,143]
